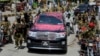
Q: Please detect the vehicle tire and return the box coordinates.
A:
[0,42,3,47]
[62,50,67,54]
[3,37,6,44]
[62,46,67,54]
[28,48,32,52]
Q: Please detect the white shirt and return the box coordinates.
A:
[74,24,79,31]
[98,6,100,12]
[62,0,66,6]
[0,25,3,32]
[0,10,2,21]
[77,0,79,4]
[65,16,74,27]
[11,3,16,9]
[28,5,32,10]
[38,0,41,3]
[98,42,100,47]
[48,2,53,9]
[65,17,71,23]
[24,6,29,12]
[63,11,70,19]
[24,3,32,11]
[28,0,33,6]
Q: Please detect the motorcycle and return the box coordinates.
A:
[0,25,11,46]
[0,25,4,46]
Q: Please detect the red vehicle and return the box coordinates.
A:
[27,12,67,53]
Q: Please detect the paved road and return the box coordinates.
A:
[0,36,80,56]
[2,4,100,56]
[0,15,80,56]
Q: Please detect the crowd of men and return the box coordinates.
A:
[0,0,100,56]
[72,6,100,56]
[0,11,33,49]
[0,0,72,50]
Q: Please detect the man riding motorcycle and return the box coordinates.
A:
[0,16,11,44]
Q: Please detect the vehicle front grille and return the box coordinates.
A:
[36,32,56,40]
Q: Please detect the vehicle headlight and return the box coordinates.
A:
[59,33,65,37]
[56,33,65,38]
[28,31,36,37]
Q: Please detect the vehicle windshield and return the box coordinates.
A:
[37,15,63,25]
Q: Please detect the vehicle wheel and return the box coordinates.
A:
[28,48,32,52]
[0,42,3,47]
[62,50,67,54]
[62,46,67,54]
[3,38,7,44]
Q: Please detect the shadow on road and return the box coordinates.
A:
[18,46,26,49]
[28,49,67,55]
[0,48,3,52]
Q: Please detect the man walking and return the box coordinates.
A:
[97,5,100,20]
[0,9,2,21]
[12,17,23,49]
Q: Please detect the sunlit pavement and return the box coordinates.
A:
[0,34,80,56]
